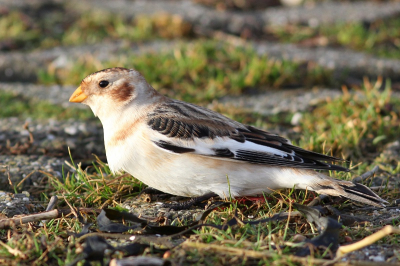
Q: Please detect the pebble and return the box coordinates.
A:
[64,126,78,136]
[291,112,302,126]
[369,255,385,262]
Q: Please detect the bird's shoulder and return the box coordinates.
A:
[146,99,247,140]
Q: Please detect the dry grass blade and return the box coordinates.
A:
[0,241,28,259]
[182,241,328,265]
[0,208,100,229]
[307,195,329,207]
[336,225,400,258]
[45,196,58,211]
[182,241,398,266]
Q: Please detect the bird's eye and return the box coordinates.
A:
[99,80,109,88]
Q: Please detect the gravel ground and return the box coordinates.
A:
[220,87,342,115]
[0,191,44,218]
[0,117,104,191]
[0,83,79,108]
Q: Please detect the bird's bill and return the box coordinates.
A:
[69,86,88,103]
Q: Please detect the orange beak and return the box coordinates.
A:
[69,86,88,103]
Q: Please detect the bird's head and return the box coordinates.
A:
[69,67,158,119]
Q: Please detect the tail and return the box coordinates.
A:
[313,174,388,207]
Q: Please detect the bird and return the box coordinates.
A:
[69,67,387,208]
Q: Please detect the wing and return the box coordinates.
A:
[147,100,349,172]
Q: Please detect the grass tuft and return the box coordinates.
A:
[266,17,400,59]
[38,41,332,103]
[298,78,400,163]
[45,156,143,208]
[0,9,192,51]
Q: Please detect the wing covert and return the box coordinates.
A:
[147,100,348,172]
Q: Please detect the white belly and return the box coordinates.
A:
[105,126,321,198]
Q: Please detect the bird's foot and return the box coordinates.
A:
[162,193,218,210]
[138,187,174,201]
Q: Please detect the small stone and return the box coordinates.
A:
[292,234,306,242]
[369,255,385,262]
[344,236,352,242]
[291,112,303,126]
[163,250,171,259]
[64,126,78,135]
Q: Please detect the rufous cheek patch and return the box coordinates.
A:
[111,82,135,102]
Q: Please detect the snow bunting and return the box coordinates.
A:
[69,67,387,207]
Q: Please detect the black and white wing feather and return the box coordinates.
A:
[147,100,348,172]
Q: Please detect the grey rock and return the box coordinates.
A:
[110,256,167,266]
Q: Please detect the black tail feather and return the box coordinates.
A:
[341,182,388,207]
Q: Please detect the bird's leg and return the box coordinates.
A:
[138,187,175,201]
[138,187,166,196]
[162,192,218,210]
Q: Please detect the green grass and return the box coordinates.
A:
[0,150,398,265]
[61,11,192,46]
[0,219,79,265]
[38,41,332,103]
[266,17,400,58]
[0,91,92,120]
[0,9,192,51]
[0,11,41,50]
[44,155,144,208]
[297,78,400,163]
